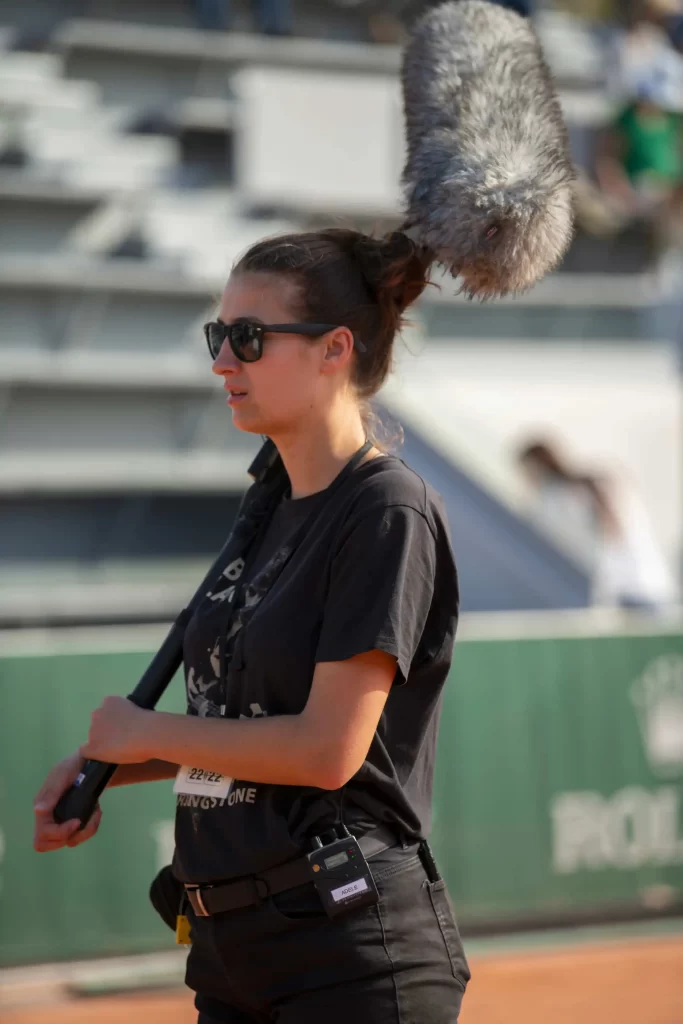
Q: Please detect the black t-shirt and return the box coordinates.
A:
[172,454,459,884]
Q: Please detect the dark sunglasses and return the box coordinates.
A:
[204,319,366,363]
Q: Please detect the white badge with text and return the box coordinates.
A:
[174,766,233,799]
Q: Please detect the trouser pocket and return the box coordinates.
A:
[270,881,327,921]
[425,879,471,990]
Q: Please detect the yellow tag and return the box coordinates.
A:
[176,914,192,945]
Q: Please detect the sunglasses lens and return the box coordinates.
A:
[206,323,225,359]
[231,322,262,363]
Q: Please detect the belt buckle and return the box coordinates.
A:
[185,884,210,917]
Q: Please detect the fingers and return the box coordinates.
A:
[32,754,91,853]
[33,817,81,853]
[66,805,102,848]
[33,757,84,816]
[33,805,102,853]
[33,787,61,816]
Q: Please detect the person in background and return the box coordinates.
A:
[189,0,292,36]
[608,0,683,109]
[596,80,682,196]
[517,439,679,611]
[589,75,683,253]
[366,1,409,45]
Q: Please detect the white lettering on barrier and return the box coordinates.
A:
[551,786,683,873]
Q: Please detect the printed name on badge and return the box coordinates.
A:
[174,766,233,800]
[331,877,369,903]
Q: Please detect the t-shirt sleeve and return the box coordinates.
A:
[315,504,436,683]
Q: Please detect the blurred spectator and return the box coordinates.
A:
[574,70,683,256]
[367,7,406,44]
[594,80,683,247]
[189,0,292,35]
[365,1,415,44]
[517,439,679,610]
[573,0,683,253]
[609,0,683,107]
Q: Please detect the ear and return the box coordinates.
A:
[320,326,356,375]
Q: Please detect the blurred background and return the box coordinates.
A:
[1,0,683,1021]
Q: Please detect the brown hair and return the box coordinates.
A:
[518,441,622,538]
[233,228,432,444]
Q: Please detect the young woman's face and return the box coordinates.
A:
[212,272,338,437]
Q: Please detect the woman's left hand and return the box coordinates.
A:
[80,696,153,764]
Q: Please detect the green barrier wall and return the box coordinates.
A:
[1,623,683,965]
[0,646,186,966]
[431,629,683,927]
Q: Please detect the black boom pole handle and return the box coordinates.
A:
[52,619,187,827]
[52,759,119,828]
[52,439,286,830]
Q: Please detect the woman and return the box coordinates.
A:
[33,228,470,1022]
[518,439,678,610]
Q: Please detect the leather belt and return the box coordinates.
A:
[184,825,399,918]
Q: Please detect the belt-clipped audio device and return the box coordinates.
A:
[307,826,380,919]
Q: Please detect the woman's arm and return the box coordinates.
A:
[82,649,396,791]
[108,760,179,788]
[84,503,440,789]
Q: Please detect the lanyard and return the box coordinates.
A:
[218,440,373,689]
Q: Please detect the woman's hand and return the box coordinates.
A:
[33,752,102,852]
[80,696,152,765]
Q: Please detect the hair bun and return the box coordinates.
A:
[352,231,430,313]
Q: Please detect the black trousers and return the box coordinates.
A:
[185,843,470,1023]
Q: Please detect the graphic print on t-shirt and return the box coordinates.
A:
[205,555,245,607]
[174,456,460,885]
[186,666,219,719]
[179,541,294,814]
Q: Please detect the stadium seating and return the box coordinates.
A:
[1,2,678,624]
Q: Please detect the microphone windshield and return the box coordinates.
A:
[401,0,575,298]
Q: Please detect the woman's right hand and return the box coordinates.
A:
[33,752,102,852]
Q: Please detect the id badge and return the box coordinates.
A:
[174,766,233,800]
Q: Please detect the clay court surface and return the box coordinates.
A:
[4,934,683,1024]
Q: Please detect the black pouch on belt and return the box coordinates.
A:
[149,863,185,932]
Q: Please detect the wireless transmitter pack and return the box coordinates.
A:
[306,828,379,919]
